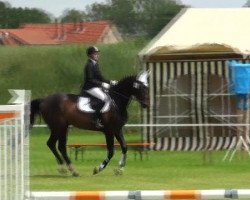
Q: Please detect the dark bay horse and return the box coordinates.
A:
[30,71,149,176]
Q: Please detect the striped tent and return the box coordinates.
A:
[139,8,250,151]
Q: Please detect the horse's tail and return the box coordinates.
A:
[30,98,44,128]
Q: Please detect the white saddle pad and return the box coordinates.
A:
[77,97,95,113]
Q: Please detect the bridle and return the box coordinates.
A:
[109,82,147,105]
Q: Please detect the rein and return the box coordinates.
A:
[110,89,146,106]
[110,89,131,100]
[108,75,147,105]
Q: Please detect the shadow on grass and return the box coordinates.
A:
[30,174,71,178]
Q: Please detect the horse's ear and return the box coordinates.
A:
[137,71,149,86]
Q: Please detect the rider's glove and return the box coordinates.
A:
[102,82,110,89]
[110,80,118,85]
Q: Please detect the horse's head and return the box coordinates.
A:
[132,71,150,108]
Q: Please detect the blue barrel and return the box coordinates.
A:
[229,60,250,95]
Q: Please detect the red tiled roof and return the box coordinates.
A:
[0,21,116,45]
[2,29,59,45]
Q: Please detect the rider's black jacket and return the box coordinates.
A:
[81,59,110,92]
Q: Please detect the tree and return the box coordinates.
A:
[85,2,112,21]
[0,1,10,28]
[111,0,138,34]
[0,1,52,28]
[138,0,184,36]
[244,0,250,7]
[6,8,51,28]
[61,9,87,23]
[85,0,184,36]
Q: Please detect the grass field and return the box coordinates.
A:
[30,127,250,191]
[2,40,250,193]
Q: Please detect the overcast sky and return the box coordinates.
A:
[6,0,248,17]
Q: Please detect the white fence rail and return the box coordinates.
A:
[33,123,250,128]
[0,90,30,200]
[27,189,250,200]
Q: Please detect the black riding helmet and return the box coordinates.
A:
[86,46,100,56]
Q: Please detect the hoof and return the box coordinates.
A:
[57,168,68,175]
[93,167,100,175]
[72,171,80,177]
[114,168,123,176]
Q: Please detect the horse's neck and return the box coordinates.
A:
[111,89,132,111]
[111,79,134,112]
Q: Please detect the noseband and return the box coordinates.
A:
[110,89,146,105]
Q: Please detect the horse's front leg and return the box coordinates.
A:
[114,129,127,175]
[93,133,114,175]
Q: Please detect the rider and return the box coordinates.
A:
[81,46,116,127]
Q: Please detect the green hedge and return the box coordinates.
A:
[0,39,148,122]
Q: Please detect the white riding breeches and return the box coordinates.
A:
[86,87,110,113]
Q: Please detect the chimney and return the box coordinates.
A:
[54,19,60,39]
[79,20,84,32]
[60,22,66,40]
[73,20,77,32]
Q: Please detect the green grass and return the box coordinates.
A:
[30,128,250,191]
[3,40,250,192]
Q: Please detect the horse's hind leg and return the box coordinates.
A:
[47,132,66,174]
[58,129,79,177]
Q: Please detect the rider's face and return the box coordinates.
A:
[90,52,99,61]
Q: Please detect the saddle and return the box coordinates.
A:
[77,91,105,113]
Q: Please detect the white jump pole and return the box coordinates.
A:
[27,189,250,200]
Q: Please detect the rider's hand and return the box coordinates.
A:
[111,80,118,85]
[102,82,110,89]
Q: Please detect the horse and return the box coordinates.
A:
[30,71,149,176]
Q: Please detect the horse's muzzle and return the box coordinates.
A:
[141,99,149,108]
